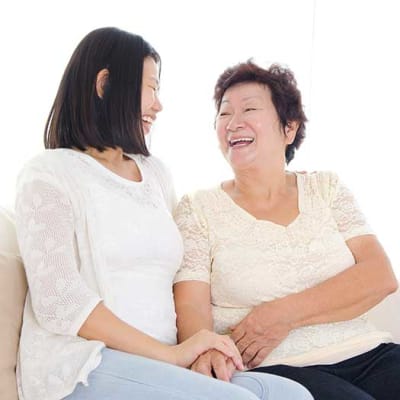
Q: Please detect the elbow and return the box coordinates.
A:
[35,312,72,336]
[373,256,399,299]
[386,278,399,296]
[31,295,77,336]
[379,266,398,299]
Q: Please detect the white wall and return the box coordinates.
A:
[1,0,398,273]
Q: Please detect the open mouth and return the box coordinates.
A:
[142,115,155,133]
[228,137,255,147]
[142,115,154,125]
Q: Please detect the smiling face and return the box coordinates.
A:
[216,82,295,171]
[141,57,163,135]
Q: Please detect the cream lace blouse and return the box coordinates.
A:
[174,171,392,367]
[15,149,182,400]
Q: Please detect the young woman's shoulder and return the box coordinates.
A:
[17,149,75,187]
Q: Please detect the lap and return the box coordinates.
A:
[64,348,313,400]
[252,364,374,400]
[64,348,259,400]
[232,371,313,400]
[252,343,400,400]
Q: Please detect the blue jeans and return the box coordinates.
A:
[251,343,400,400]
[64,348,313,399]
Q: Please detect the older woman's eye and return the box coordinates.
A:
[244,107,256,112]
[218,111,230,117]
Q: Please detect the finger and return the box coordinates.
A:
[236,334,256,355]
[230,325,245,343]
[247,346,272,369]
[214,340,244,371]
[191,354,213,376]
[226,358,237,380]
[211,354,230,381]
[241,341,261,366]
[192,360,213,377]
[222,336,244,370]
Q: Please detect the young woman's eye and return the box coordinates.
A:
[218,111,230,117]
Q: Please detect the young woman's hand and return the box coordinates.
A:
[171,329,244,370]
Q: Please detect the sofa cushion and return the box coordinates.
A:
[0,207,27,400]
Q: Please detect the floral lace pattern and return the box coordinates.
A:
[174,171,391,367]
[15,149,179,400]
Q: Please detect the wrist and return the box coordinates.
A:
[160,343,179,365]
[273,294,302,330]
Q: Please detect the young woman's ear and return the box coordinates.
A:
[96,68,109,98]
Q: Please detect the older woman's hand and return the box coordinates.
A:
[191,349,237,381]
[230,300,292,368]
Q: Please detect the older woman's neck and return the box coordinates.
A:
[231,166,291,200]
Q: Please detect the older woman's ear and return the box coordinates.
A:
[285,121,300,145]
[96,68,109,98]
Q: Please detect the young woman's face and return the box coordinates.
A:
[215,82,292,170]
[141,57,163,135]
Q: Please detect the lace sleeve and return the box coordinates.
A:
[321,172,373,241]
[15,168,102,336]
[173,194,211,283]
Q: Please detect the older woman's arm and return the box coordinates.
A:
[231,234,398,368]
[175,280,238,381]
[231,172,398,368]
[173,194,239,381]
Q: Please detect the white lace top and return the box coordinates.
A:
[174,171,392,367]
[15,149,183,400]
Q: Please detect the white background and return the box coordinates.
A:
[1,0,399,274]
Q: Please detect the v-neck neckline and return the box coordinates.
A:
[216,172,304,231]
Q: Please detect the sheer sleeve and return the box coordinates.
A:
[317,172,373,241]
[15,164,102,336]
[173,194,211,283]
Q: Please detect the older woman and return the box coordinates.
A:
[173,60,400,399]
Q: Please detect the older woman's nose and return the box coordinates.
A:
[225,113,245,132]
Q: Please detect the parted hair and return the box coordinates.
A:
[214,60,307,164]
[44,27,160,155]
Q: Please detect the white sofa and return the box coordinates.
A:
[0,207,27,400]
[0,206,399,400]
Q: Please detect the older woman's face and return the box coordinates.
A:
[216,82,290,170]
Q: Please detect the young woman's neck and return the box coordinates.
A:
[84,147,125,164]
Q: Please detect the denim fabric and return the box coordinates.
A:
[64,347,313,400]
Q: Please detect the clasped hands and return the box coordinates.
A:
[191,301,291,381]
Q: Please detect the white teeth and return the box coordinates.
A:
[229,137,254,146]
[142,116,153,123]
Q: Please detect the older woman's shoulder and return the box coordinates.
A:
[187,186,222,204]
[176,186,223,215]
[295,170,340,204]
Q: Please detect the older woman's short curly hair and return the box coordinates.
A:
[214,60,307,164]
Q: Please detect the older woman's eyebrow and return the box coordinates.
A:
[221,95,263,104]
